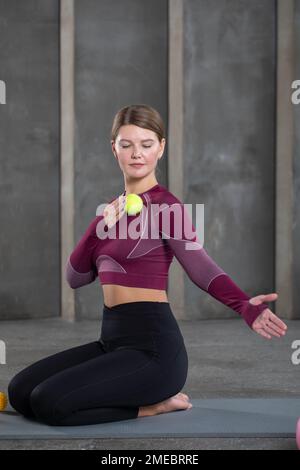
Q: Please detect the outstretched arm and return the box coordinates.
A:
[159,198,287,336]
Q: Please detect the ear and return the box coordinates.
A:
[159,138,166,156]
[111,140,116,156]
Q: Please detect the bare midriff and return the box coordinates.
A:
[102,284,169,308]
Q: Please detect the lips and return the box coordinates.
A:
[130,164,144,167]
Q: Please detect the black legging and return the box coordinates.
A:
[8,301,188,426]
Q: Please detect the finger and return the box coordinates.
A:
[269,320,287,336]
[262,315,286,336]
[255,328,272,339]
[107,202,121,217]
[104,202,116,214]
[115,197,126,216]
[104,195,127,226]
[109,201,121,216]
[107,197,122,211]
[104,204,118,222]
[249,295,267,306]
[116,208,125,222]
[269,312,288,332]
[263,323,281,338]
[115,195,126,207]
[117,197,126,214]
[105,202,126,226]
[262,293,278,302]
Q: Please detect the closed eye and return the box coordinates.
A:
[121,145,152,148]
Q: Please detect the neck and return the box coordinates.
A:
[124,177,158,195]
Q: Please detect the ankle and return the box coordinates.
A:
[138,404,159,417]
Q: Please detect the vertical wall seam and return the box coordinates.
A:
[168,0,185,319]
[276,0,295,318]
[60,0,75,321]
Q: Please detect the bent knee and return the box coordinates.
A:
[7,373,19,403]
[30,384,54,424]
[30,384,65,426]
[7,372,30,414]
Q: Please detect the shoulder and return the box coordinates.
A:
[146,184,183,207]
[147,185,191,230]
[148,185,197,240]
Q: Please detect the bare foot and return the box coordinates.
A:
[138,392,192,417]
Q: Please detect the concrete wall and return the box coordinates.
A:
[294,0,300,318]
[183,0,276,319]
[0,0,60,319]
[74,0,168,319]
[1,0,296,322]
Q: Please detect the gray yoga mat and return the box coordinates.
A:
[0,398,299,439]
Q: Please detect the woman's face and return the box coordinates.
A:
[111,124,165,180]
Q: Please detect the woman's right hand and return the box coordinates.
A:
[103,194,126,228]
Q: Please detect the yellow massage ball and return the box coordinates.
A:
[0,392,8,411]
[125,194,143,216]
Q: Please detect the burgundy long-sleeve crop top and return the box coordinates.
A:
[65,182,269,328]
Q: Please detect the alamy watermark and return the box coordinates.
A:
[95,201,205,250]
[1,339,299,366]
[0,80,6,104]
[0,340,6,364]
[291,340,300,365]
[291,80,300,104]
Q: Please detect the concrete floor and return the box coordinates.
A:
[0,316,299,450]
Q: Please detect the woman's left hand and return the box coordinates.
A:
[250,293,288,339]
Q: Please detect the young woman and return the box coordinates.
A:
[8,104,287,426]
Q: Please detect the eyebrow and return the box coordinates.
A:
[119,139,155,143]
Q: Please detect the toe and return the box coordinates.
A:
[178,392,189,401]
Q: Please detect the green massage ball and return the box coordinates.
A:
[125,194,143,216]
